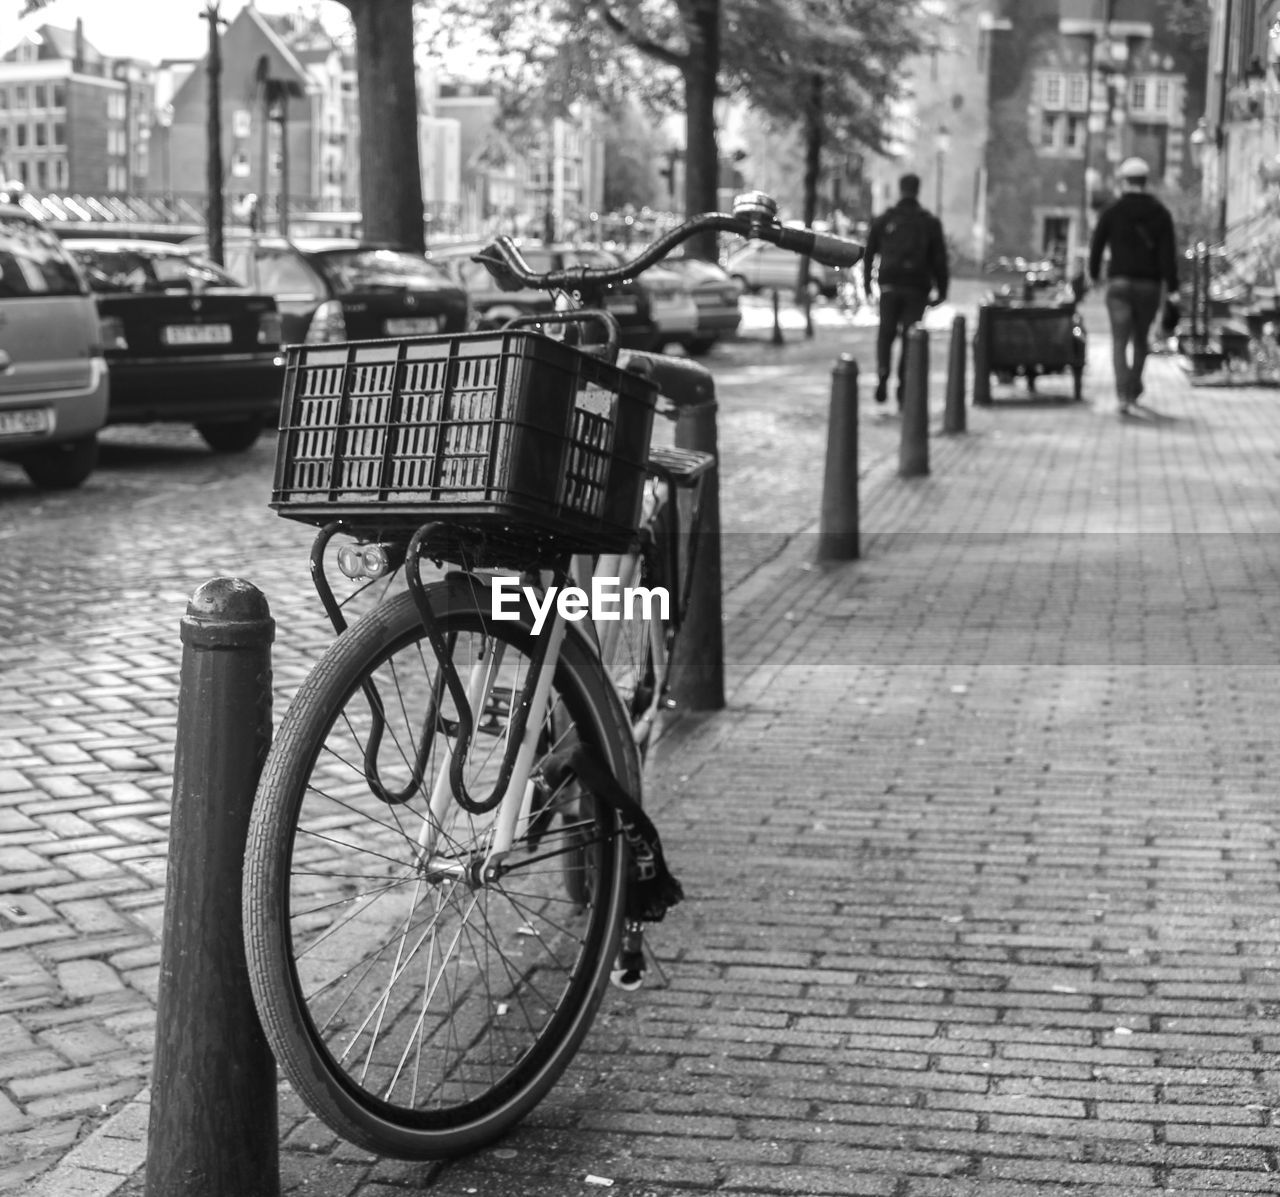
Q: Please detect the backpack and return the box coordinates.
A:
[877,204,932,280]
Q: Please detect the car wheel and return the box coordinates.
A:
[19,435,98,490]
[198,419,263,454]
[684,336,717,357]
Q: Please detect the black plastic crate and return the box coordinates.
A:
[271,330,658,556]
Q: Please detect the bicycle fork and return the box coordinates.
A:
[401,528,570,881]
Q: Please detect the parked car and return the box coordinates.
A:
[723,239,841,299]
[185,236,470,346]
[660,251,743,355]
[65,238,284,453]
[430,242,697,351]
[0,204,108,489]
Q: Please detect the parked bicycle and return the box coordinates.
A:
[240,191,864,1160]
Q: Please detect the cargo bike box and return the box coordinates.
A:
[973,301,1086,404]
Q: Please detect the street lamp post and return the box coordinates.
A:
[200,2,227,265]
[157,103,173,198]
[934,125,950,217]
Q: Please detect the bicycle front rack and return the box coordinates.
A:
[306,520,565,816]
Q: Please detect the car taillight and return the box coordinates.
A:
[100,315,128,351]
[304,300,347,344]
[257,311,283,345]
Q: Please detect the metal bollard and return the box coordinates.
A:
[620,350,725,711]
[943,314,967,434]
[972,305,993,406]
[146,578,278,1197]
[673,393,727,710]
[817,354,860,561]
[770,289,784,346]
[899,325,930,478]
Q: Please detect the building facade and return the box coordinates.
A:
[0,20,154,196]
[867,0,1206,272]
[1205,0,1280,295]
[865,1,1003,270]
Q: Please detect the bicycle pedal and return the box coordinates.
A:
[611,965,645,992]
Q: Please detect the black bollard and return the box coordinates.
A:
[673,393,727,710]
[972,305,992,406]
[770,289,784,346]
[817,354,860,561]
[944,314,967,434]
[146,578,278,1197]
[899,325,930,478]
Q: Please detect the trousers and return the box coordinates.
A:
[1104,277,1163,403]
[876,285,930,393]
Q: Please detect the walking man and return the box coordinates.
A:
[862,173,950,406]
[1088,157,1180,414]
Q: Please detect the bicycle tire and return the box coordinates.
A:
[243,577,639,1160]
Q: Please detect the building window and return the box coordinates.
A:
[51,83,65,109]
[52,122,64,147]
[13,86,26,110]
[54,157,65,188]
[33,84,45,110]
[1065,115,1086,150]
[35,123,46,147]
[0,89,8,110]
[1043,73,1064,108]
[1154,78,1170,115]
[1130,77,1148,113]
[1067,73,1088,110]
[1039,113,1059,149]
[15,124,26,148]
[35,159,46,190]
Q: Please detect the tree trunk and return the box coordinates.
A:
[342,0,424,252]
[682,0,720,260]
[799,73,823,337]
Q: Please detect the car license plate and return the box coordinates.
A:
[163,323,233,346]
[385,316,442,335]
[0,406,54,440]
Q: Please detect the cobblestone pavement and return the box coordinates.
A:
[8,285,1280,1196]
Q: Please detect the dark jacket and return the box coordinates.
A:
[863,197,949,299]
[1088,192,1179,290]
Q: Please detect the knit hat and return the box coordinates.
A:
[1118,157,1150,181]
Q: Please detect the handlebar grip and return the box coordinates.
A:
[774,226,864,269]
[472,239,531,292]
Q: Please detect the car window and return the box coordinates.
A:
[518,249,554,273]
[456,259,494,289]
[257,248,324,298]
[309,249,451,295]
[0,215,85,297]
[222,245,255,287]
[561,249,619,270]
[68,246,243,293]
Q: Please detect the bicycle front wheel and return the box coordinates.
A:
[243,580,638,1160]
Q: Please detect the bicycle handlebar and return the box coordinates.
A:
[472,190,863,293]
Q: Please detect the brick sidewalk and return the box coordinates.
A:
[17,318,1280,1195]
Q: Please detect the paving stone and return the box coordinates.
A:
[8,313,1280,1194]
